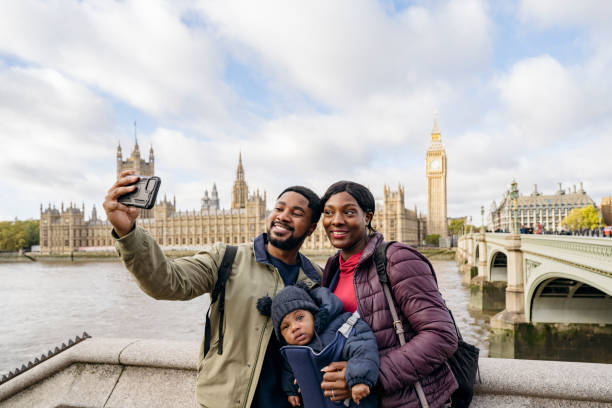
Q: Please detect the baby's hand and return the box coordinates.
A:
[288,395,301,407]
[351,383,370,404]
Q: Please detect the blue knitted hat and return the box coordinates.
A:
[257,281,319,340]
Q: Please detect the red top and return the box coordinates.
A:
[333,251,362,313]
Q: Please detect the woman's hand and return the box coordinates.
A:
[321,361,350,402]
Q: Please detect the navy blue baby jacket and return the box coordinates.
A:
[281,287,380,407]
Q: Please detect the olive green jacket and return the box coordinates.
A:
[114,226,322,408]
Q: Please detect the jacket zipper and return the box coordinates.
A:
[241,267,280,408]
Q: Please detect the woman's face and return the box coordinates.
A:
[322,191,372,256]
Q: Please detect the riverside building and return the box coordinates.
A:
[40,141,427,255]
[40,144,267,255]
[488,181,595,232]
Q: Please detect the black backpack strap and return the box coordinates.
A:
[204,245,238,356]
[374,240,401,333]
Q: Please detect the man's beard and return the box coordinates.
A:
[267,226,308,251]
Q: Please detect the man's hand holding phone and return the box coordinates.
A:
[103,170,142,237]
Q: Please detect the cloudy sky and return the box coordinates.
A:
[1,0,611,225]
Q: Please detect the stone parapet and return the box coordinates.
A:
[1,338,611,407]
[474,357,612,406]
[0,338,198,407]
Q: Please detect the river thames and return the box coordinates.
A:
[0,258,492,376]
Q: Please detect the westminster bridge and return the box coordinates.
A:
[457,232,612,362]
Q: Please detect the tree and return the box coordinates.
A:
[449,218,466,235]
[561,205,603,230]
[581,205,603,229]
[0,219,39,251]
[0,221,24,251]
[24,220,40,247]
[425,234,440,246]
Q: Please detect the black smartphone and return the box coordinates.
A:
[118,176,161,209]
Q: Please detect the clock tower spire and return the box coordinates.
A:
[426,115,448,243]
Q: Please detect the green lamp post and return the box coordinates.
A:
[481,205,485,232]
[509,180,519,233]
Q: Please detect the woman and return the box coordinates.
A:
[319,181,458,408]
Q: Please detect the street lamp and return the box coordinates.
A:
[481,206,485,233]
[509,179,519,234]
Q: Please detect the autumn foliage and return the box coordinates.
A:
[0,220,39,251]
[561,205,603,231]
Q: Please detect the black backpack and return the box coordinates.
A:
[203,245,238,356]
[374,241,481,408]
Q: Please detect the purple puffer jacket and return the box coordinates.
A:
[323,233,458,408]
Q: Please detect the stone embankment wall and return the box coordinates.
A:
[1,338,611,407]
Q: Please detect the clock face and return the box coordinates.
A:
[430,159,441,171]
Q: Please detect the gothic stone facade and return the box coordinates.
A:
[40,145,266,255]
[426,118,449,239]
[40,143,425,255]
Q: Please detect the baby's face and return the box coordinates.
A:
[280,309,315,345]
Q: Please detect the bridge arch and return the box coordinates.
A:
[488,251,508,282]
[528,273,612,324]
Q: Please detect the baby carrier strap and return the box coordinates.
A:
[338,310,360,338]
[204,245,238,356]
[280,311,361,408]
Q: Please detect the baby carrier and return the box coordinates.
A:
[280,310,361,408]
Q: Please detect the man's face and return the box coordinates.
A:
[267,191,315,251]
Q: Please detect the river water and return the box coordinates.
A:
[0,259,491,376]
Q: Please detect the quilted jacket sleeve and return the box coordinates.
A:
[377,246,458,392]
[342,318,380,389]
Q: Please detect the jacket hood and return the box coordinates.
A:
[309,286,346,333]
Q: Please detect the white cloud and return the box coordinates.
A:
[197,0,492,108]
[0,64,115,219]
[0,0,241,132]
[517,0,612,28]
[0,0,610,228]
[494,55,582,145]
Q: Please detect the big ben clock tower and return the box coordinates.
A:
[426,116,449,240]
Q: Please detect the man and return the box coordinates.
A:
[103,170,323,408]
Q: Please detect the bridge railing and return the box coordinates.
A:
[483,233,511,248]
[520,235,612,277]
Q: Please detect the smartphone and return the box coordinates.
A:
[118,176,161,209]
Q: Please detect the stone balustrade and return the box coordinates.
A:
[1,338,611,407]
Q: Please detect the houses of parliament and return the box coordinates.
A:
[40,122,448,255]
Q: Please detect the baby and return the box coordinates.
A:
[257,282,379,408]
